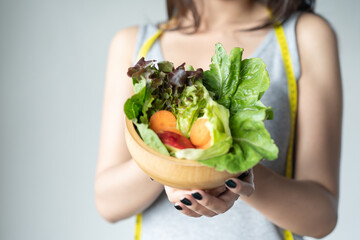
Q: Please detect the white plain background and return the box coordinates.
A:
[0,0,359,239]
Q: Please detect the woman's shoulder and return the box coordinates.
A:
[110,24,159,49]
[296,12,337,50]
[298,12,336,33]
[109,25,140,66]
[295,12,338,75]
[112,25,140,40]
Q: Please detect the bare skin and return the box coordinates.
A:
[95,0,342,238]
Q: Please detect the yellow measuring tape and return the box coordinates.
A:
[273,21,298,240]
[134,19,297,240]
[134,213,142,240]
[134,27,165,240]
[136,29,164,62]
[274,22,298,180]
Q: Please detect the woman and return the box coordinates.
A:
[95,0,342,239]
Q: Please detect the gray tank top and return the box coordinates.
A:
[132,12,303,240]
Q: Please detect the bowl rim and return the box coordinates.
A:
[125,117,210,167]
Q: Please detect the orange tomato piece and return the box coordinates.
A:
[149,110,177,133]
[190,118,211,148]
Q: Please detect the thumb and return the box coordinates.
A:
[225,178,255,197]
[225,169,255,197]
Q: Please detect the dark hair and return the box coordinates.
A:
[165,0,315,32]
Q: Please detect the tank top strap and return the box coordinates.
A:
[133,24,164,65]
[281,12,302,81]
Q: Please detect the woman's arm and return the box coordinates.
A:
[94,27,163,223]
[241,13,342,238]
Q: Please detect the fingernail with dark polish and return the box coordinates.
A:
[225,179,237,188]
[191,192,203,200]
[174,205,182,210]
[180,198,192,206]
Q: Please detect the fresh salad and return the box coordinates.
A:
[124,43,278,173]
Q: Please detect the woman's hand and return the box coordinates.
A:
[164,169,254,217]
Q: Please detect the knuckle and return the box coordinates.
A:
[241,185,254,197]
[201,197,211,207]
[217,207,227,214]
[167,196,176,203]
[222,208,230,214]
[220,205,231,214]
[191,204,202,213]
[227,202,234,209]
[184,210,201,218]
[218,203,233,214]
[205,212,217,218]
[235,183,243,193]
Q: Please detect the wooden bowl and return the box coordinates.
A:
[124,118,241,190]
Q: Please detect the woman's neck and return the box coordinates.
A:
[186,0,268,31]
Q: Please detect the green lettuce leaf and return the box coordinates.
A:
[134,122,169,156]
[200,44,278,173]
[124,79,147,120]
[174,83,232,160]
[198,108,278,173]
[230,109,278,160]
[230,58,270,115]
[176,83,207,137]
[157,61,174,73]
[203,43,244,108]
[174,139,232,160]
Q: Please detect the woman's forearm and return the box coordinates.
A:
[95,159,163,222]
[241,164,338,238]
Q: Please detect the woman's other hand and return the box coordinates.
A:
[164,169,254,217]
